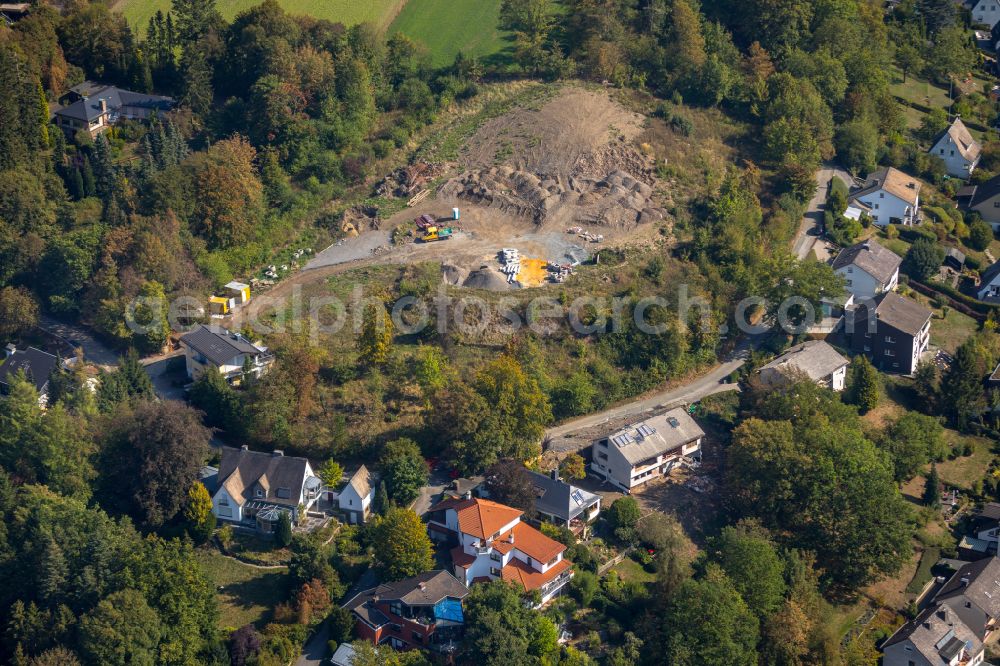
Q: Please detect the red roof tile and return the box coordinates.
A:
[449,545,476,569]
[501,557,573,591]
[455,498,523,539]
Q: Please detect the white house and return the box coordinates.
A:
[930,118,981,179]
[971,0,1000,27]
[978,260,1000,301]
[179,325,274,383]
[338,466,374,524]
[847,166,922,227]
[882,605,985,666]
[210,446,322,533]
[425,497,573,605]
[590,407,704,492]
[758,340,850,392]
[960,174,1000,231]
[831,239,902,300]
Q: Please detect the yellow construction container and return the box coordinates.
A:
[224,281,251,305]
[209,296,230,315]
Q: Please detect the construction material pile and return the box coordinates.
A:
[548,263,574,283]
[374,161,445,198]
[499,248,520,285]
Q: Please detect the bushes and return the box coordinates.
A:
[968,218,994,251]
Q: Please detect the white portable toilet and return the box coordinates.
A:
[452,207,460,220]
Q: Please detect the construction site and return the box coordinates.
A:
[289,86,678,293]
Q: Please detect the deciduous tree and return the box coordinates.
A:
[100,400,211,527]
[379,438,428,506]
[370,507,434,580]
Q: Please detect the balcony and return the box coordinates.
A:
[541,571,573,595]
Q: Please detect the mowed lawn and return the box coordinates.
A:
[195,548,290,630]
[115,0,403,33]
[390,0,509,67]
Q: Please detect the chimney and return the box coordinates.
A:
[961,576,971,586]
[418,582,427,591]
[241,444,249,451]
[4,343,15,358]
[550,469,559,481]
[508,532,515,544]
[272,450,284,457]
[99,98,107,114]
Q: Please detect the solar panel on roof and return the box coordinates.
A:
[637,424,656,437]
[571,490,585,506]
[611,433,635,447]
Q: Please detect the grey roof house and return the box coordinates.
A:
[0,345,59,407]
[590,407,705,492]
[179,325,273,384]
[528,470,601,534]
[882,604,984,666]
[935,557,1000,641]
[343,570,469,652]
[846,292,932,375]
[978,260,1000,302]
[831,239,902,300]
[53,82,175,137]
[209,446,322,532]
[960,173,1000,231]
[758,340,850,392]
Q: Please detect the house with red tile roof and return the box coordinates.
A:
[425,497,573,605]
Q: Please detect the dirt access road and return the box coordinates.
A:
[544,340,753,454]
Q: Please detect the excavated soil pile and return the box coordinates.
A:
[462,265,511,290]
[439,163,663,228]
[438,88,667,230]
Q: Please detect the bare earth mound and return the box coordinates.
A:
[438,88,667,230]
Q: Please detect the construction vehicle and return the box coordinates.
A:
[421,226,454,242]
[414,213,436,230]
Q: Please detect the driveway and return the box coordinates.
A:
[294,568,382,666]
[791,164,854,260]
[37,315,121,368]
[142,352,186,402]
[544,341,753,450]
[410,468,452,517]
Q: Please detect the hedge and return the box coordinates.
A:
[908,278,997,320]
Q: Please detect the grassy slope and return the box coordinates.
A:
[195,548,289,629]
[115,0,402,34]
[389,0,509,67]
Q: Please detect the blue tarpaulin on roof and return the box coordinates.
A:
[434,598,464,623]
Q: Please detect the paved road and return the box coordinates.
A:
[295,618,330,666]
[791,164,853,260]
[544,343,753,448]
[142,352,186,402]
[295,568,381,666]
[38,315,121,367]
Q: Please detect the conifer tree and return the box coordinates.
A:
[357,302,394,368]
